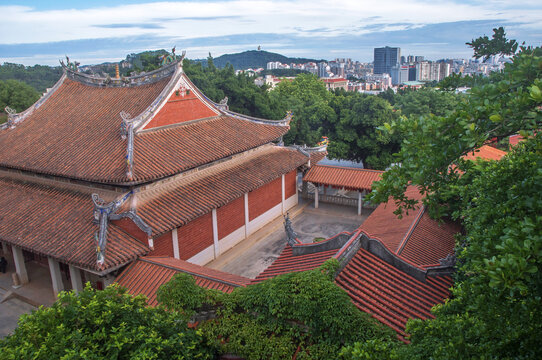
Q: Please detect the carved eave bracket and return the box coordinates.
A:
[92,191,153,269]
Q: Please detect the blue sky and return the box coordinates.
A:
[0,0,540,66]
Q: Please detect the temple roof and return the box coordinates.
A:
[360,187,460,269]
[0,61,289,185]
[303,164,384,191]
[116,256,251,306]
[336,248,452,341]
[252,245,339,284]
[118,145,309,236]
[462,144,506,161]
[0,174,148,272]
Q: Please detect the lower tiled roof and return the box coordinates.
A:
[116,256,251,306]
[360,187,424,254]
[127,146,309,236]
[399,212,461,267]
[303,165,384,191]
[336,248,452,341]
[251,245,338,284]
[0,176,148,272]
[462,144,506,161]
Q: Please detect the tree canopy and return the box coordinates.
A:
[0,283,213,359]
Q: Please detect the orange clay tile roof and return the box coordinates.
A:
[398,212,461,268]
[309,151,327,165]
[116,256,251,306]
[0,176,148,272]
[0,77,288,184]
[359,187,424,253]
[360,187,459,268]
[251,245,338,284]
[322,78,347,83]
[303,165,384,191]
[336,248,452,341]
[123,146,308,236]
[462,144,506,161]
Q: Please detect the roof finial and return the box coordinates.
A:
[284,110,293,124]
[115,64,120,79]
[284,212,301,246]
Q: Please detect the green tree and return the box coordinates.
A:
[0,283,213,359]
[327,92,400,169]
[158,259,395,360]
[391,87,461,119]
[0,79,40,114]
[270,73,336,145]
[361,34,542,359]
[466,27,519,61]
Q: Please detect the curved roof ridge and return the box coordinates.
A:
[61,57,181,88]
[221,108,291,127]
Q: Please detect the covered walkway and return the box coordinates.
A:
[302,165,384,214]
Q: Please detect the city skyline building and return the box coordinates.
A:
[373,46,401,75]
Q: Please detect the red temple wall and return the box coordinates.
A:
[217,196,245,239]
[248,176,282,221]
[148,231,173,256]
[177,212,213,260]
[285,170,297,199]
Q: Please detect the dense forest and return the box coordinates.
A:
[1,29,540,359]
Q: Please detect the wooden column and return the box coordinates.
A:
[69,265,83,293]
[281,174,285,214]
[172,228,180,259]
[244,193,250,237]
[48,257,64,296]
[12,246,29,284]
[314,184,319,209]
[212,208,219,258]
[358,190,362,215]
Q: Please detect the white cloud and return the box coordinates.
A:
[0,0,540,45]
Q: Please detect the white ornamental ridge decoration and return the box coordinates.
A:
[120,111,135,179]
[92,191,152,269]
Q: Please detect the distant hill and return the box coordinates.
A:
[204,50,323,70]
[0,49,322,93]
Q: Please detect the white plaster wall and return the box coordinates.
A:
[218,226,246,255]
[247,202,282,236]
[187,244,215,265]
[284,193,298,211]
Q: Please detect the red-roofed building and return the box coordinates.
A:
[321,77,348,91]
[252,186,460,340]
[462,144,506,161]
[116,256,251,306]
[0,52,315,298]
[303,165,384,214]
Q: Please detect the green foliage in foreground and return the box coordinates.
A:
[159,259,395,360]
[0,283,213,360]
